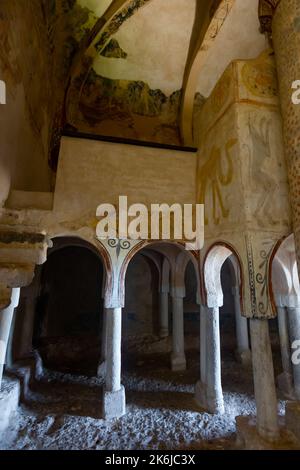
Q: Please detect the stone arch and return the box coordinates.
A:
[270,234,300,309]
[31,236,108,373]
[48,235,110,298]
[203,242,243,309]
[120,240,200,304]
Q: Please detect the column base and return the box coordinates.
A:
[194,380,225,415]
[171,354,186,371]
[235,349,252,367]
[102,385,126,420]
[159,328,169,338]
[236,415,294,449]
[97,360,106,378]
[276,372,295,399]
[286,401,300,443]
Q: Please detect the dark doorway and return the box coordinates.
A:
[33,240,104,375]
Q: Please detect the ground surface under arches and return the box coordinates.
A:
[1,348,288,450]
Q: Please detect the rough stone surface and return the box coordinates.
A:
[0,375,20,435]
[0,350,289,450]
[236,415,298,450]
[286,401,300,442]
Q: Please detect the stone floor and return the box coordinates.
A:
[0,348,292,450]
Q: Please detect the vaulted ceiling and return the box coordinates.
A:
[46,0,265,163]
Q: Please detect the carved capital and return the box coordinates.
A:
[259,0,282,36]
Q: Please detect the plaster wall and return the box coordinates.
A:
[0,0,52,205]
[53,138,197,226]
[196,50,291,318]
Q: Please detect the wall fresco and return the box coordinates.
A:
[69,68,182,144]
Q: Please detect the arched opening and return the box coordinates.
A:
[121,241,200,404]
[200,243,253,416]
[32,237,105,375]
[122,250,160,365]
[219,257,238,359]
[270,234,300,399]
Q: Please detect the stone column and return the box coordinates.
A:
[276,306,294,396]
[250,319,279,441]
[200,305,207,384]
[232,287,251,365]
[205,307,224,414]
[159,290,169,338]
[195,306,224,414]
[102,307,125,419]
[287,307,300,399]
[171,294,186,371]
[273,1,300,271]
[195,305,208,408]
[0,288,20,390]
[97,308,108,377]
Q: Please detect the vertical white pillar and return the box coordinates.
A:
[0,288,20,390]
[287,307,300,399]
[159,291,169,338]
[200,305,207,384]
[101,308,108,362]
[105,308,122,392]
[276,306,293,395]
[205,307,224,414]
[232,287,251,365]
[171,295,186,371]
[250,319,279,441]
[97,307,108,377]
[102,307,125,419]
[195,305,210,410]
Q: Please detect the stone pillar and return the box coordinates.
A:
[273,1,300,271]
[276,306,294,396]
[102,307,125,419]
[171,294,186,371]
[200,305,207,384]
[250,319,279,441]
[195,305,208,408]
[287,307,300,399]
[0,288,20,390]
[159,291,169,338]
[232,287,251,365]
[97,308,108,377]
[205,307,224,414]
[195,306,224,414]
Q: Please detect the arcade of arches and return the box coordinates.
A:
[1,0,300,450]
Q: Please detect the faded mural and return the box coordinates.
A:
[196,50,291,318]
[0,0,200,184]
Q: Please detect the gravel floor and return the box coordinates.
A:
[0,349,286,450]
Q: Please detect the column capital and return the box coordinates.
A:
[259,0,282,36]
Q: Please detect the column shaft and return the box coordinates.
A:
[171,295,186,371]
[233,288,250,353]
[105,307,122,392]
[278,307,292,374]
[101,308,108,362]
[205,307,224,413]
[250,319,279,441]
[0,288,20,389]
[200,305,207,384]
[159,291,169,338]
